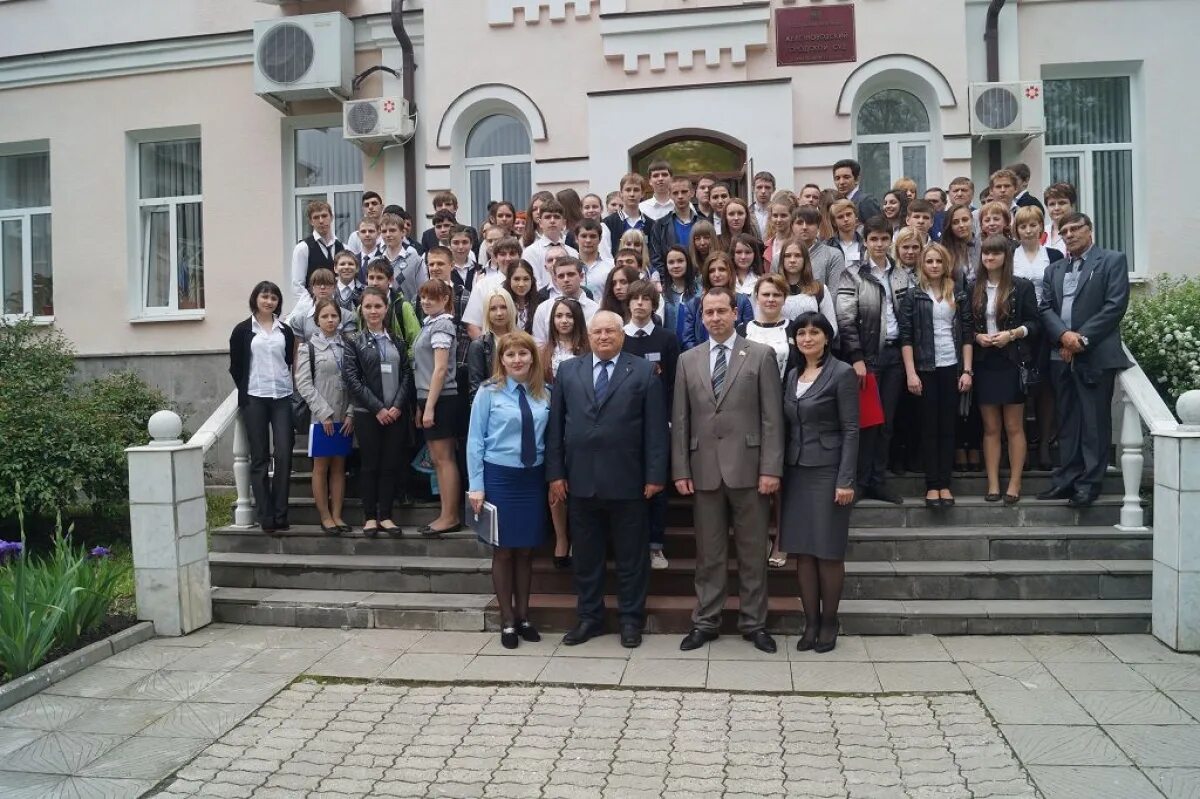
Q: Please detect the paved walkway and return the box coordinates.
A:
[0,626,1194,798]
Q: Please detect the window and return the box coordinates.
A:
[1045,76,1136,270]
[0,149,52,319]
[855,89,931,200]
[632,135,747,198]
[464,115,531,227]
[293,127,363,244]
[137,138,203,313]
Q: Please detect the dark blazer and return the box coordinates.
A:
[899,286,974,373]
[602,211,646,259]
[229,317,296,408]
[343,328,415,414]
[420,225,479,253]
[972,276,1040,367]
[1014,192,1045,212]
[622,325,681,417]
[546,352,669,500]
[465,332,496,402]
[851,190,881,224]
[1039,246,1132,372]
[783,358,860,488]
[647,210,696,275]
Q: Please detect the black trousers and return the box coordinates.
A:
[242,396,294,528]
[355,410,405,522]
[920,367,960,491]
[858,344,905,489]
[1050,361,1116,497]
[568,496,649,629]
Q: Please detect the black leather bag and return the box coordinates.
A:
[291,344,317,434]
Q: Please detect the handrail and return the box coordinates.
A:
[188,389,240,453]
[188,387,254,527]
[1117,344,1179,435]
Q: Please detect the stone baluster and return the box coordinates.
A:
[1117,391,1147,531]
[232,413,254,527]
[1152,390,1200,652]
[126,410,212,636]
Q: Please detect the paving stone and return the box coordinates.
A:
[1026,765,1162,799]
[1144,767,1200,799]
[1104,724,1200,767]
[791,662,881,693]
[1000,724,1129,766]
[974,688,1092,725]
[875,662,968,692]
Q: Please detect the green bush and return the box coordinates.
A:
[1123,276,1200,411]
[0,502,122,679]
[0,319,169,521]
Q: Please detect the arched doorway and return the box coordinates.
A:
[854,88,932,199]
[630,133,747,198]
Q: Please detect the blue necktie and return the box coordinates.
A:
[595,360,613,404]
[517,384,536,468]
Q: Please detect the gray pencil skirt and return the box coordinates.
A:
[778,463,852,560]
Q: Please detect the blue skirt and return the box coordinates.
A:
[483,461,547,549]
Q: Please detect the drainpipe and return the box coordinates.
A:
[984,0,1007,173]
[391,0,418,212]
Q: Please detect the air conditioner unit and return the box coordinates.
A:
[969,81,1045,137]
[253,12,354,105]
[343,97,415,143]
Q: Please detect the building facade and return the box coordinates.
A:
[1,0,1196,421]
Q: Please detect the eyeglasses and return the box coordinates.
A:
[1060,225,1090,236]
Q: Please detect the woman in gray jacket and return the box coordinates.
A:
[294,298,354,535]
[779,312,859,654]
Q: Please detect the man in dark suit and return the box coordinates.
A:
[832,158,881,224]
[547,310,669,648]
[1008,163,1045,212]
[672,288,785,654]
[647,176,701,275]
[1038,212,1131,507]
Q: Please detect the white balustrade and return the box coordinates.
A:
[232,414,254,527]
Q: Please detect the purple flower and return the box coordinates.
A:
[89,546,111,559]
[0,541,23,561]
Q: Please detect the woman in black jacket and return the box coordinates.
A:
[228,281,296,533]
[343,287,416,536]
[971,235,1040,504]
[900,244,974,508]
[466,288,516,401]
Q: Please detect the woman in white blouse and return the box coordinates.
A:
[776,240,839,332]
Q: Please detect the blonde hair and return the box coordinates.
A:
[618,228,651,275]
[892,177,918,197]
[1013,205,1045,232]
[830,198,858,222]
[892,227,925,263]
[480,289,517,337]
[489,331,547,401]
[919,243,957,309]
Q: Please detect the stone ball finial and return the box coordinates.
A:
[148,410,184,446]
[1178,390,1200,427]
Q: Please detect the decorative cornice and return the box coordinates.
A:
[0,14,422,91]
[599,1,770,74]
[488,0,625,26]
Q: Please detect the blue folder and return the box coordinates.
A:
[307,422,354,458]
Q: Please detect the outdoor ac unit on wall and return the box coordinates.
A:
[253,12,354,107]
[343,97,415,145]
[969,81,1045,137]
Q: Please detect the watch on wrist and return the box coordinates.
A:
[1080,335,1090,348]
[964,369,974,377]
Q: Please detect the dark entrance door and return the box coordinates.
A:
[631,135,748,199]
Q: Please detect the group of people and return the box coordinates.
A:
[230,156,1130,653]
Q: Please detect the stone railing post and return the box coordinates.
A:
[125,410,212,636]
[232,414,255,527]
[1152,390,1200,652]
[1116,392,1147,531]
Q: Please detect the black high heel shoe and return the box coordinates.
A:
[814,618,839,654]
[516,620,540,643]
[796,623,819,652]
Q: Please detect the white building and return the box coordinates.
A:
[1,0,1196,420]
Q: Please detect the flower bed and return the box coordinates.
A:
[1123,275,1200,411]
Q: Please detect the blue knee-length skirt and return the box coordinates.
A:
[484,461,547,549]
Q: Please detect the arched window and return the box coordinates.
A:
[630,134,747,197]
[855,89,931,200]
[464,114,531,227]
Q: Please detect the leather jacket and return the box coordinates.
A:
[343,327,415,414]
[899,287,974,373]
[971,276,1040,367]
[833,258,914,368]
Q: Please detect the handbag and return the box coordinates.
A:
[958,388,973,419]
[858,372,885,429]
[291,344,318,434]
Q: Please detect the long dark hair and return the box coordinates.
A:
[555,188,583,231]
[778,240,819,296]
[973,235,1015,328]
[940,203,975,278]
[601,264,640,319]
[522,190,554,247]
[882,190,908,232]
[503,260,540,333]
[661,245,698,305]
[546,297,588,354]
[730,233,765,280]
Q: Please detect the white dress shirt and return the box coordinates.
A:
[708,332,738,378]
[591,354,616,387]
[290,233,340,302]
[462,271,506,329]
[247,316,294,399]
[868,259,900,341]
[639,196,674,221]
[752,204,770,239]
[521,236,579,290]
[624,320,656,338]
[532,293,599,346]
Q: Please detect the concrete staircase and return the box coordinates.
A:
[209,447,1152,636]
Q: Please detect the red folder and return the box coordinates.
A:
[859,372,885,429]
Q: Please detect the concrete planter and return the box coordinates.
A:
[0,621,155,712]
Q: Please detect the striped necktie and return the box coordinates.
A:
[712,344,727,397]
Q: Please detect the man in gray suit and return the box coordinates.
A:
[1038,212,1131,507]
[672,287,785,653]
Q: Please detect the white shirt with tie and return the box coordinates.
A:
[592,354,615,391]
[624,320,656,338]
[708,333,737,384]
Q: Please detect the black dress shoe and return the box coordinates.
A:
[925,497,941,509]
[336,524,352,534]
[275,522,290,532]
[743,630,777,654]
[1067,491,1097,508]
[500,627,518,650]
[679,628,719,651]
[561,622,604,646]
[796,629,818,652]
[1037,485,1075,501]
[553,556,572,570]
[320,522,341,536]
[620,625,642,649]
[940,497,956,508]
[865,486,904,505]
[516,620,540,642]
[984,493,1001,503]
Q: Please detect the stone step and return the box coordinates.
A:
[209,524,1150,562]
[209,551,1150,601]
[272,494,1132,528]
[284,468,1130,499]
[211,587,1150,636]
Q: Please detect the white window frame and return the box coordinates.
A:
[463,154,531,229]
[851,82,940,199]
[448,101,537,228]
[0,141,52,324]
[1041,63,1145,277]
[282,114,364,285]
[854,134,932,195]
[125,126,204,322]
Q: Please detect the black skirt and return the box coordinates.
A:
[975,349,1025,406]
